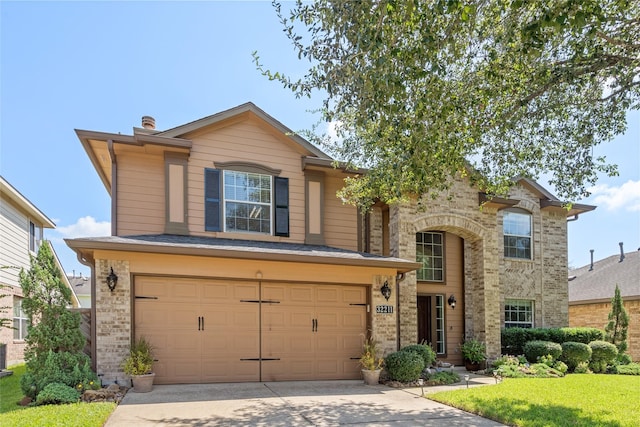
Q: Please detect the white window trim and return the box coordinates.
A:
[222,170,273,235]
[13,297,29,340]
[504,299,534,328]
[503,210,532,260]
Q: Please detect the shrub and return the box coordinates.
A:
[538,354,555,367]
[424,371,460,385]
[560,342,592,371]
[20,350,98,399]
[384,351,425,382]
[494,364,527,378]
[523,341,562,363]
[617,353,633,365]
[614,363,640,375]
[502,327,605,355]
[553,361,568,374]
[401,344,436,368]
[35,382,80,406]
[574,362,592,374]
[589,340,618,373]
[492,355,521,368]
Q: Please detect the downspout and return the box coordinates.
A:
[107,139,117,236]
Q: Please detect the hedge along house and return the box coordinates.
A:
[66,103,595,384]
[66,103,420,385]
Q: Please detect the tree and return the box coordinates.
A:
[256,0,639,208]
[18,242,96,399]
[605,284,629,356]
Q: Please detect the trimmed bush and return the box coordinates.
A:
[502,327,605,355]
[384,351,425,382]
[401,344,436,368]
[589,340,618,373]
[574,362,592,374]
[35,382,81,406]
[424,371,460,385]
[560,342,592,371]
[523,340,562,363]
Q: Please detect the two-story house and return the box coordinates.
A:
[0,176,69,366]
[66,103,595,385]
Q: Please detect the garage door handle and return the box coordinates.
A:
[198,316,201,331]
[202,316,204,331]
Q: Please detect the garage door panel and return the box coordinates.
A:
[136,277,367,383]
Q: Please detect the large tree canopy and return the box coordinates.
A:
[256,0,639,208]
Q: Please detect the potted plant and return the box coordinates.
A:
[459,338,486,371]
[359,337,384,385]
[122,336,156,392]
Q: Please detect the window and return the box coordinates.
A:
[435,295,445,354]
[205,168,289,236]
[416,232,444,281]
[504,299,534,328]
[29,221,41,252]
[13,297,29,340]
[503,209,532,259]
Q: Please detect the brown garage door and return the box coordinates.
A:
[134,276,367,384]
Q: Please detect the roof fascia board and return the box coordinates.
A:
[66,238,421,273]
[0,176,56,228]
[302,157,367,174]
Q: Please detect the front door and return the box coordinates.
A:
[417,294,445,355]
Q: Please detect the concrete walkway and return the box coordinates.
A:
[105,372,504,426]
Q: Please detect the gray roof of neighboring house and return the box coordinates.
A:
[66,234,421,273]
[568,249,640,304]
[68,275,91,296]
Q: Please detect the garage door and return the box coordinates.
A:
[134,276,367,384]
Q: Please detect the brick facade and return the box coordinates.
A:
[570,300,640,362]
[374,177,572,360]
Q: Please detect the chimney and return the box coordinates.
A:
[141,116,156,130]
[619,242,625,262]
[589,249,594,271]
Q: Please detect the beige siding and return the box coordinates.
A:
[0,197,34,287]
[116,152,165,236]
[185,117,307,242]
[323,175,358,251]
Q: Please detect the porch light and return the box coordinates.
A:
[448,294,457,309]
[380,281,391,301]
[106,267,118,292]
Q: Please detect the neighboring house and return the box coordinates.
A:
[569,247,640,361]
[66,103,594,385]
[0,176,78,366]
[68,273,92,308]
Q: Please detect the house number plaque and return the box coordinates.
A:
[376,305,394,314]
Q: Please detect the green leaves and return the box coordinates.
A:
[260,0,639,207]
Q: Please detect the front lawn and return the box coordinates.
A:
[0,365,116,427]
[430,374,640,427]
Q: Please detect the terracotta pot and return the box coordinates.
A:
[362,369,381,385]
[131,373,155,392]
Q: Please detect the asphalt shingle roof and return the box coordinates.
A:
[568,250,640,303]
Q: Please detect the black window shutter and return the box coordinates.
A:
[204,169,221,231]
[274,176,289,237]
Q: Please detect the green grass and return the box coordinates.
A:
[430,374,640,427]
[0,364,116,427]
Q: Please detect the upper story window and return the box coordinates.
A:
[29,221,41,253]
[416,231,444,281]
[205,167,289,237]
[504,299,534,328]
[503,209,532,259]
[13,297,29,340]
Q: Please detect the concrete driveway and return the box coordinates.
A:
[105,378,505,426]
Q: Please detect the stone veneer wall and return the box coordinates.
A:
[570,300,640,362]
[95,259,131,385]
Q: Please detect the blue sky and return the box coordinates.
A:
[1,1,638,276]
